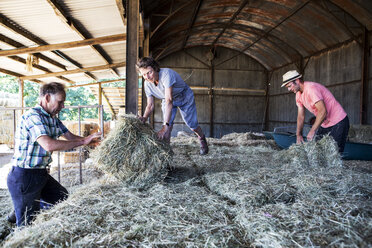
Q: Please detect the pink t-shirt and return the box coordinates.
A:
[296,82,346,128]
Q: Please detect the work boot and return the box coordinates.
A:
[7,211,16,224]
[199,135,209,155]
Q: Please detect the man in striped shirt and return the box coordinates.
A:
[7,82,101,226]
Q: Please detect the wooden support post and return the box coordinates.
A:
[18,78,24,115]
[263,70,271,131]
[141,18,150,117]
[98,83,103,128]
[209,61,214,137]
[125,0,139,115]
[360,27,369,124]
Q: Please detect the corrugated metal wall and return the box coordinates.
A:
[146,37,370,137]
[155,46,266,138]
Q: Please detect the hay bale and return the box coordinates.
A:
[348,125,372,143]
[91,115,173,188]
[274,135,341,168]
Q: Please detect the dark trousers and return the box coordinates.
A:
[7,166,68,226]
[316,116,350,153]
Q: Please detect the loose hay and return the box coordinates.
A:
[3,178,247,247]
[274,135,342,168]
[91,115,173,188]
[2,131,371,247]
[348,125,372,143]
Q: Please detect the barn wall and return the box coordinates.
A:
[267,40,371,131]
[367,32,372,124]
[157,46,266,138]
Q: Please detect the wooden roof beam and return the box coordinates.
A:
[0,34,126,57]
[46,0,120,77]
[0,31,66,70]
[0,13,96,81]
[68,78,126,88]
[6,55,75,84]
[20,62,126,80]
[0,68,42,84]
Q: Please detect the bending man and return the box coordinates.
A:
[136,57,208,155]
[7,82,101,226]
[282,70,349,153]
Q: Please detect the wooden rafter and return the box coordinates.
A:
[6,55,75,84]
[20,62,126,80]
[0,13,96,81]
[0,34,126,57]
[46,0,120,77]
[0,68,42,84]
[0,32,66,70]
[115,0,126,30]
[68,78,126,88]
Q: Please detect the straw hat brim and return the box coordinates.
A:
[281,74,302,87]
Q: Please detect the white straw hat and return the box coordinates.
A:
[281,70,302,87]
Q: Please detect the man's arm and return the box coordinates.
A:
[138,96,154,123]
[307,100,327,141]
[37,132,101,152]
[296,105,305,144]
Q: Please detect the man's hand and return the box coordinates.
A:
[137,115,147,124]
[157,125,170,140]
[83,132,102,146]
[306,129,316,141]
[296,135,305,144]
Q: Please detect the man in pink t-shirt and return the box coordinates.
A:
[282,70,349,152]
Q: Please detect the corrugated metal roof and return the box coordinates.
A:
[142,0,372,70]
[0,0,126,84]
[0,0,371,112]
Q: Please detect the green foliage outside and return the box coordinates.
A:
[0,74,113,121]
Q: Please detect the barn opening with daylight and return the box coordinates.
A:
[0,0,371,247]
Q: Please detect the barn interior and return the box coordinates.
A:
[0,0,371,247]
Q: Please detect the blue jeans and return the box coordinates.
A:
[7,166,68,226]
[316,116,349,153]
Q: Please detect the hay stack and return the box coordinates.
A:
[348,125,372,143]
[91,115,173,188]
[275,135,341,168]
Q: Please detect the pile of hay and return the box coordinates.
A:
[91,115,173,188]
[274,135,342,168]
[0,190,13,242]
[348,124,372,143]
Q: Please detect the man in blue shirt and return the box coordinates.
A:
[7,82,101,226]
[136,57,208,155]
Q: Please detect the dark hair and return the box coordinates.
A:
[39,82,66,97]
[136,57,160,72]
